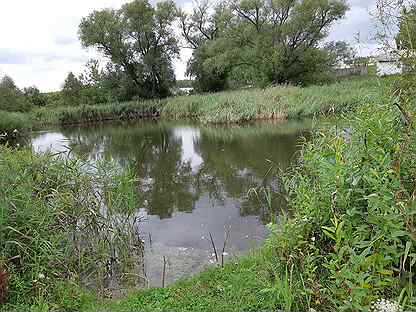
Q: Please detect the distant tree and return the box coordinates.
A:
[0,75,31,112]
[23,86,47,107]
[323,41,357,67]
[62,72,83,106]
[79,0,179,99]
[349,56,371,68]
[79,59,102,86]
[175,80,194,88]
[78,59,110,105]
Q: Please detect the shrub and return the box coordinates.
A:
[267,79,416,311]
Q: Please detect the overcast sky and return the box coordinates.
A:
[0,0,379,92]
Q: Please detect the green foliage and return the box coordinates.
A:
[267,78,416,310]
[175,80,193,88]
[111,256,277,312]
[0,77,390,137]
[324,41,357,67]
[0,112,32,140]
[0,76,32,113]
[79,0,178,99]
[23,86,47,107]
[180,0,349,91]
[62,72,84,106]
[163,77,390,123]
[0,147,142,310]
[396,5,416,51]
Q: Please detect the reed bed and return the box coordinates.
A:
[0,77,391,138]
[0,147,144,310]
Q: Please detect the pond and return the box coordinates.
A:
[29,120,311,288]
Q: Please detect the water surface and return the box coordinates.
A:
[30,120,310,287]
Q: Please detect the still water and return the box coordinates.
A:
[30,120,310,287]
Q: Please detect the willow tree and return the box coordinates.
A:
[180,0,349,90]
[79,0,179,98]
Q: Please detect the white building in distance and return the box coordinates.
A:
[375,53,403,76]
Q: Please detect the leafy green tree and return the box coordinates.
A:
[179,1,233,91]
[0,75,32,112]
[180,0,348,90]
[23,86,47,107]
[62,72,83,106]
[79,0,178,99]
[323,41,356,67]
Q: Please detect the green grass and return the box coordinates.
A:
[163,76,389,123]
[0,111,33,141]
[109,255,276,312]
[0,76,392,138]
[0,147,143,311]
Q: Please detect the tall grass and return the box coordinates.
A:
[0,147,144,310]
[162,77,391,123]
[0,77,392,138]
[0,112,32,141]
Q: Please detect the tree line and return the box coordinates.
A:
[1,0,415,112]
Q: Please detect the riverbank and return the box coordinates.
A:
[100,75,415,311]
[0,77,390,139]
[2,74,415,311]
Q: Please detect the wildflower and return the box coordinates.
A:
[311,236,316,242]
[371,299,403,312]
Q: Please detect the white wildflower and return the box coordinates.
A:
[371,299,403,312]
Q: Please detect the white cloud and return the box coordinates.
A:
[0,0,381,91]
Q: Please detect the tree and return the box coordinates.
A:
[62,72,83,106]
[180,0,348,90]
[0,75,31,112]
[79,0,179,99]
[178,1,233,91]
[323,41,356,67]
[396,5,416,51]
[23,86,47,107]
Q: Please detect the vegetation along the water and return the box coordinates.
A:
[1,0,416,311]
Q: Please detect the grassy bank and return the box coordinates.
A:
[0,148,143,311]
[0,77,390,139]
[102,76,415,312]
[2,74,415,311]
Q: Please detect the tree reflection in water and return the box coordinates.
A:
[32,120,311,224]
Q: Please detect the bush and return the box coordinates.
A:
[267,81,416,310]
